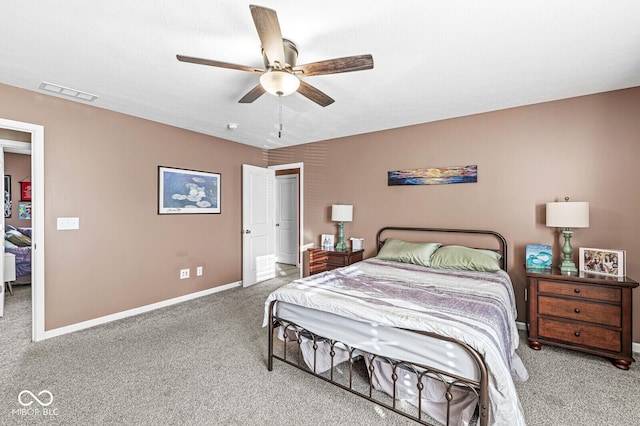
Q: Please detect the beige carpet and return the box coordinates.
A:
[1,266,639,425]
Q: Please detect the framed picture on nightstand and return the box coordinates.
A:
[526,244,552,269]
[579,247,625,277]
[320,234,334,249]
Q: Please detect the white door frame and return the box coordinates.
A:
[268,162,303,274]
[0,118,45,342]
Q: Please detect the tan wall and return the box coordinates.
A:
[5,153,32,228]
[2,80,639,341]
[269,87,640,340]
[0,83,266,330]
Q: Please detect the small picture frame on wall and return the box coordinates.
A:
[18,202,31,220]
[20,181,32,201]
[579,247,625,277]
[321,234,335,249]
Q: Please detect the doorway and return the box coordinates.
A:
[270,163,302,276]
[241,162,303,286]
[275,173,299,266]
[0,118,44,342]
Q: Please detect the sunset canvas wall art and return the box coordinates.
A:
[388,165,477,186]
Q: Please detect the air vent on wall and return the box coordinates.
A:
[39,82,98,102]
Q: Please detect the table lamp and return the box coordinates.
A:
[331,204,353,251]
[546,197,589,272]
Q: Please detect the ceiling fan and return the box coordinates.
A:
[177,4,374,107]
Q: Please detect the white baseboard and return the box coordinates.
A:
[43,281,241,340]
[516,321,640,355]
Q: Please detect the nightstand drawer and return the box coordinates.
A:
[538,280,621,302]
[327,251,363,267]
[538,317,621,352]
[309,264,328,275]
[538,296,621,327]
[310,253,329,264]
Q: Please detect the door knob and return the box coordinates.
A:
[275,223,280,227]
[244,229,251,234]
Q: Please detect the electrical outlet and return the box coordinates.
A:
[180,269,189,279]
[196,266,203,276]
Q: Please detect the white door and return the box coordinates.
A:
[276,174,298,265]
[242,164,276,287]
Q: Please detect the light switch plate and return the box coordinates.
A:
[57,217,80,230]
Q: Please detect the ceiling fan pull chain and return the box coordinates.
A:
[278,95,283,138]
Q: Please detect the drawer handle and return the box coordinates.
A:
[574,308,581,314]
[574,288,580,294]
[574,331,581,337]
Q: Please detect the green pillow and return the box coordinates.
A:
[430,245,501,272]
[376,238,441,267]
[5,230,31,247]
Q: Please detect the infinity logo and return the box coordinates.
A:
[18,390,54,407]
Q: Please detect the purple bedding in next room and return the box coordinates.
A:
[5,226,32,277]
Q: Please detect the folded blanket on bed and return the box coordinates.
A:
[264,258,528,426]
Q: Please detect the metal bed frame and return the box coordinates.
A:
[267,227,509,426]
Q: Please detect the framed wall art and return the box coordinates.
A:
[18,202,31,220]
[158,166,221,214]
[388,165,477,186]
[4,175,11,218]
[579,247,625,277]
[20,181,32,201]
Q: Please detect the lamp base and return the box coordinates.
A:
[335,241,348,252]
[559,260,578,273]
[335,221,347,251]
[558,228,577,273]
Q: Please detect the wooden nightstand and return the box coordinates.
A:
[526,268,638,370]
[303,248,364,277]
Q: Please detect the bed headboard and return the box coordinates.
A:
[375,226,508,272]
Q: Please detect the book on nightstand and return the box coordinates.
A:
[526,244,552,269]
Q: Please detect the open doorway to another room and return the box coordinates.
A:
[274,169,299,280]
[4,152,32,286]
[0,132,32,341]
[272,164,302,280]
[0,118,44,342]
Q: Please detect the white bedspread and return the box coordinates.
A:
[264,258,528,426]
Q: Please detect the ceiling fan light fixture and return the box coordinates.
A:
[260,70,299,97]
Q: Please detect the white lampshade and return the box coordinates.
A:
[546,201,590,228]
[259,70,300,96]
[332,204,353,222]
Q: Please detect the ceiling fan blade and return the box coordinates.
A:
[294,54,374,77]
[250,5,285,67]
[238,84,266,103]
[176,55,264,73]
[297,80,335,107]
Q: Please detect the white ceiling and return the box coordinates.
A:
[2,1,639,149]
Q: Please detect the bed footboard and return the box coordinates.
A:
[268,300,489,426]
